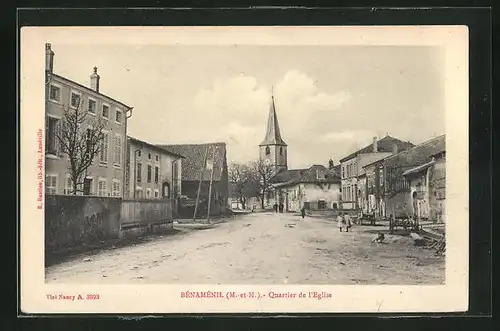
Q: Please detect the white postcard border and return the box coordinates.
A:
[20,26,469,313]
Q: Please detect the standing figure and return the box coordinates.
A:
[344,213,353,232]
[337,213,344,232]
[279,202,284,213]
[273,203,278,213]
[301,206,306,219]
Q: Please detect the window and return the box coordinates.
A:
[155,155,159,162]
[280,147,283,155]
[146,188,151,199]
[147,165,152,183]
[148,153,151,160]
[137,163,142,182]
[112,180,121,197]
[102,104,109,119]
[70,91,81,108]
[46,116,60,155]
[99,131,109,164]
[45,174,58,194]
[115,109,122,124]
[342,166,345,179]
[154,166,159,183]
[88,98,97,114]
[65,175,73,194]
[49,84,61,102]
[265,146,270,155]
[136,188,143,199]
[98,179,107,196]
[379,168,384,187]
[113,134,121,166]
[137,150,141,157]
[154,190,159,199]
[83,177,93,195]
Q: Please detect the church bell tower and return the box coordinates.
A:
[259,89,288,174]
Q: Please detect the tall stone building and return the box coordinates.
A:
[44,43,133,197]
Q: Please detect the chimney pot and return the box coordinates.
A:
[90,66,100,92]
[45,43,54,73]
[373,136,378,152]
[328,159,334,169]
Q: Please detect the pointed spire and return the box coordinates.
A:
[260,90,287,146]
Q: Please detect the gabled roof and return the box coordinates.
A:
[269,169,306,184]
[128,136,185,158]
[259,96,287,146]
[156,142,227,182]
[384,134,445,169]
[272,165,341,188]
[339,135,414,163]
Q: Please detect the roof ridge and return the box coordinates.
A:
[386,134,445,158]
[158,141,226,146]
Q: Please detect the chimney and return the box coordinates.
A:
[328,159,334,169]
[45,43,54,73]
[90,66,100,92]
[392,143,399,155]
[373,136,378,152]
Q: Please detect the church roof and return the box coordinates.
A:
[259,96,287,146]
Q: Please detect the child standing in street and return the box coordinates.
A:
[344,213,353,232]
[337,213,344,232]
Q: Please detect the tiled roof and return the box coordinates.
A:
[269,169,306,184]
[384,134,445,169]
[339,135,415,163]
[128,136,185,158]
[156,142,227,182]
[273,165,341,188]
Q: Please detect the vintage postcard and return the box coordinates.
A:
[20,26,469,314]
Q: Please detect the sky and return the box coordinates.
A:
[50,44,445,169]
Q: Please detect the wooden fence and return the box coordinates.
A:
[121,199,173,229]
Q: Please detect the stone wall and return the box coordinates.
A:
[45,195,122,253]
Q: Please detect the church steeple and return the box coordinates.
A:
[260,89,287,146]
[259,89,288,172]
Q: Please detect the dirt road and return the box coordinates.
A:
[45,212,445,284]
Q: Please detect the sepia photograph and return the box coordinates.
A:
[21,26,468,313]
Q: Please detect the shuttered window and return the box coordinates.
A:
[98,179,107,196]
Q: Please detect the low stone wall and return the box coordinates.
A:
[45,195,122,254]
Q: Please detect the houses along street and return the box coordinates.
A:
[46,213,444,285]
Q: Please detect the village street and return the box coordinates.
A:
[45,213,445,285]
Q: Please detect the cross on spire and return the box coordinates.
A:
[271,85,274,98]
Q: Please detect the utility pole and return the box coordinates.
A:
[206,146,216,222]
[193,146,209,222]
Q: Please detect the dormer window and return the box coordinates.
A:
[280,147,283,155]
[265,146,270,155]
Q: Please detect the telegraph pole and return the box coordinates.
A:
[206,146,216,222]
[193,146,209,221]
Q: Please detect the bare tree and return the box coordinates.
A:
[249,160,276,209]
[229,163,260,210]
[55,100,106,195]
